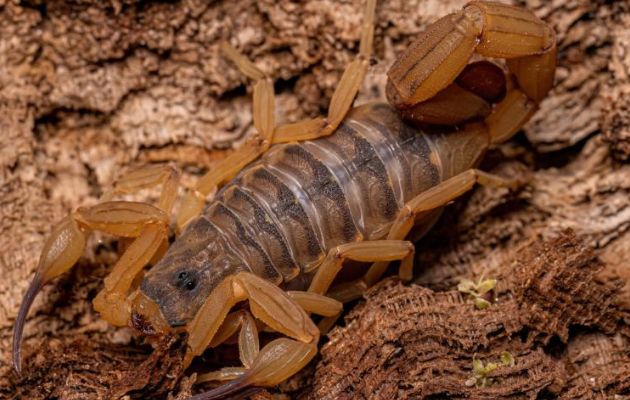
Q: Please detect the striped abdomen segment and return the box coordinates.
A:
[210,102,443,284]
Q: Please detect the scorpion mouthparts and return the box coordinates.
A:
[131,311,157,336]
[13,273,44,375]
[130,291,171,336]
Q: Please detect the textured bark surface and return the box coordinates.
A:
[305,232,630,399]
[1,0,629,399]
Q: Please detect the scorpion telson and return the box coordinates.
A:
[13,0,556,398]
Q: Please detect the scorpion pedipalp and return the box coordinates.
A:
[13,165,179,373]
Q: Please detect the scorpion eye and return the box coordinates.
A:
[185,280,197,291]
[174,270,198,292]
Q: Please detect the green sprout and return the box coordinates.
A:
[457,277,497,309]
[465,351,515,388]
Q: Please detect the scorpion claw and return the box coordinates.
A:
[12,273,44,375]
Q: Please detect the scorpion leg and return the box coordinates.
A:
[101,164,180,215]
[185,272,318,364]
[179,0,378,228]
[289,291,344,334]
[199,292,340,385]
[185,272,319,397]
[194,312,259,387]
[364,167,524,285]
[209,312,256,348]
[92,222,167,326]
[197,367,247,384]
[307,240,415,296]
[272,0,376,143]
[287,291,343,317]
[177,44,276,231]
[191,338,317,400]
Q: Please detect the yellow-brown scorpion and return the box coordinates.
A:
[12,1,556,398]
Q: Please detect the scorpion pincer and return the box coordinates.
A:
[12,1,556,398]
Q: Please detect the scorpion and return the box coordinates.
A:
[12,1,556,398]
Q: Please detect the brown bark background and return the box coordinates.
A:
[0,0,628,399]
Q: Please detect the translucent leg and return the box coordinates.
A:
[272,0,376,143]
[287,291,343,317]
[196,292,337,388]
[208,310,260,368]
[101,164,180,214]
[176,43,276,231]
[190,339,317,400]
[183,272,320,398]
[185,272,318,366]
[308,240,415,295]
[365,168,523,285]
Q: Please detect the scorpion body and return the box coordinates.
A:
[12,1,557,398]
[142,102,485,327]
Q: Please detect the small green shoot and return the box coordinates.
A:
[465,352,516,388]
[457,277,497,309]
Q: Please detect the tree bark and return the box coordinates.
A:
[1,0,628,399]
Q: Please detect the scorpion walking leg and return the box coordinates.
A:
[195,311,259,384]
[289,291,345,334]
[198,292,341,385]
[307,240,415,297]
[101,164,180,214]
[272,0,376,143]
[287,291,343,317]
[365,168,523,286]
[177,44,276,231]
[179,0,378,228]
[208,311,260,368]
[185,272,319,397]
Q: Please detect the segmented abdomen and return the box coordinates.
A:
[204,102,444,288]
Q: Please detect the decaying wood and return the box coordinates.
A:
[0,0,628,399]
[305,232,629,399]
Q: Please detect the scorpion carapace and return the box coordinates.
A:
[13,1,556,398]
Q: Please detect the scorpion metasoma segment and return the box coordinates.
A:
[13,1,556,398]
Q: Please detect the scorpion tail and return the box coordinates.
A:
[189,376,255,400]
[12,273,44,374]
